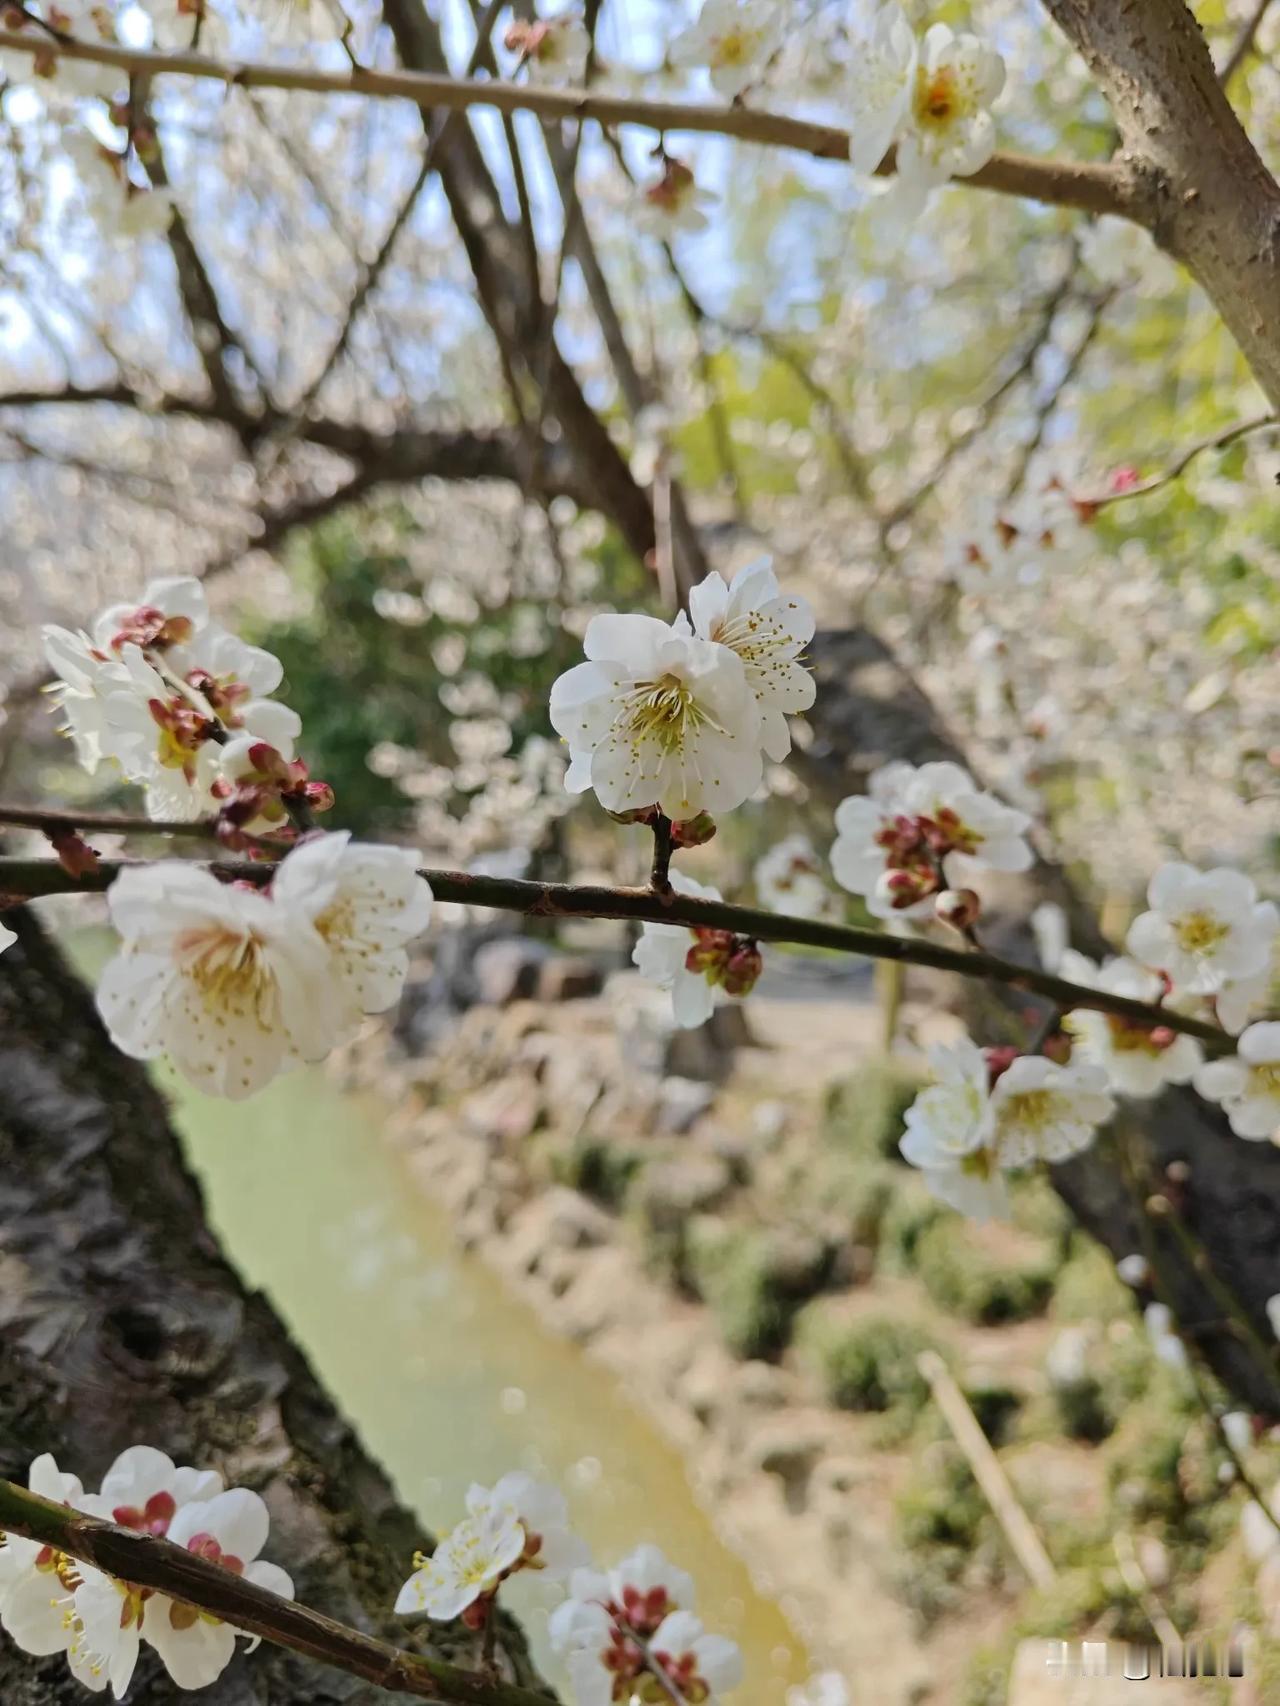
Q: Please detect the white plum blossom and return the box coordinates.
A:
[143,1490,293,1689]
[265,0,349,43]
[831,759,1032,919]
[97,861,341,1098]
[44,579,300,820]
[668,0,782,97]
[895,23,1004,190]
[633,867,757,1029]
[1194,1022,1280,1140]
[845,2,916,175]
[0,1455,90,1660]
[0,921,14,957]
[680,559,815,761]
[0,0,124,98]
[97,1445,224,1533]
[988,1054,1115,1168]
[396,1509,524,1621]
[464,1474,588,1580]
[395,1473,586,1622]
[634,158,719,238]
[1126,863,1279,996]
[898,1038,1010,1220]
[271,830,433,1021]
[41,625,132,774]
[551,1545,709,1703]
[754,835,832,919]
[1267,1296,1280,1342]
[1060,950,1203,1097]
[63,131,176,243]
[550,613,762,817]
[507,13,591,84]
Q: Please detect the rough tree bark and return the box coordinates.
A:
[1041,0,1280,406]
[803,631,1280,1417]
[0,912,551,1704]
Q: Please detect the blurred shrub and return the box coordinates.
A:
[550,1136,643,1211]
[796,1304,938,1415]
[685,1220,831,1361]
[914,1217,1057,1324]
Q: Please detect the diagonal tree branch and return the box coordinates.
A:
[0,32,1139,222]
[0,851,1238,1052]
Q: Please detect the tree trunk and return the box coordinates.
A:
[804,629,1280,1417]
[0,914,550,1704]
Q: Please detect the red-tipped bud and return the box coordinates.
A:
[685,926,734,976]
[934,887,981,931]
[874,867,935,912]
[300,780,335,813]
[984,1045,1020,1087]
[671,811,716,849]
[720,940,763,997]
[47,828,100,878]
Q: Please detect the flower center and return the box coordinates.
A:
[995,1089,1060,1136]
[714,26,753,65]
[916,66,959,127]
[620,674,709,755]
[1106,1015,1178,1056]
[1172,910,1231,955]
[1249,1062,1280,1098]
[176,924,275,1021]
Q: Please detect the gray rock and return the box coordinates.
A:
[638,1155,733,1229]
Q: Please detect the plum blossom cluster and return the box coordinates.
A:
[97,830,433,1099]
[395,1480,744,1705]
[831,759,1034,922]
[900,1038,1115,1219]
[0,1447,291,1696]
[898,856,1280,1220]
[550,560,814,819]
[43,577,317,833]
[549,1544,742,1705]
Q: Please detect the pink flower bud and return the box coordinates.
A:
[47,828,100,878]
[721,939,763,997]
[984,1045,1020,1087]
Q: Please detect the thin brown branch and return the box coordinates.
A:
[0,33,1137,219]
[1082,410,1279,509]
[0,852,1238,1053]
[0,1480,555,1706]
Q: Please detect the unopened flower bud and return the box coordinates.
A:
[47,828,100,878]
[685,926,734,976]
[984,1044,1020,1087]
[721,939,763,997]
[874,867,934,913]
[301,780,335,813]
[934,887,981,931]
[671,811,716,849]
